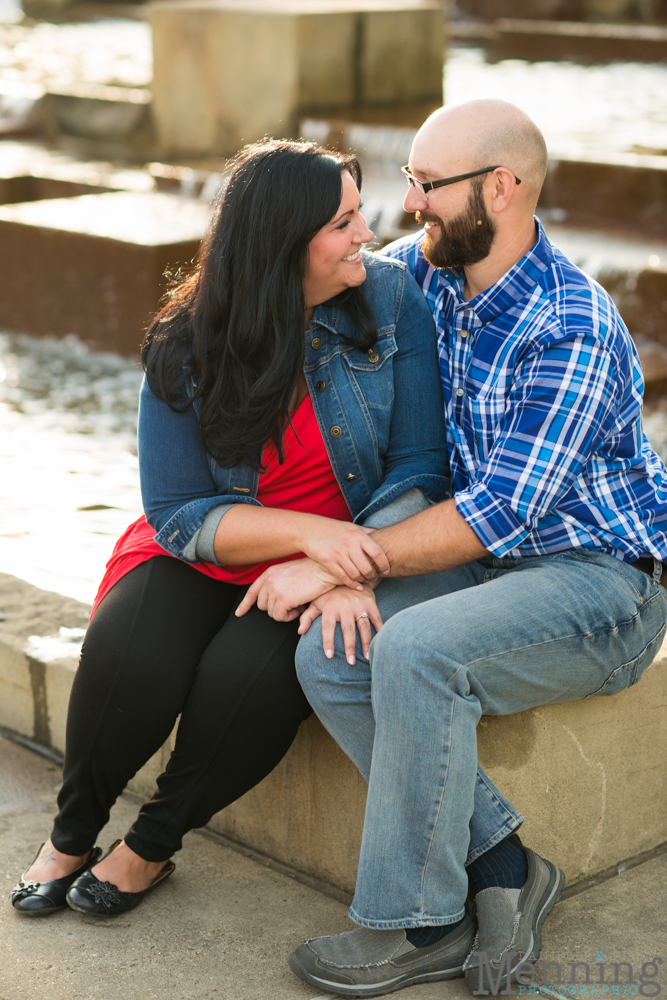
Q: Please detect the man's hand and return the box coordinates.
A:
[235,557,339,621]
[298,584,383,664]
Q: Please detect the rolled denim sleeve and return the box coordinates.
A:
[354,267,450,523]
[138,377,258,562]
[455,334,621,555]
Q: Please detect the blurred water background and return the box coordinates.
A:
[2,17,667,603]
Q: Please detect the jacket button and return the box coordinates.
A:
[346,473,357,482]
[330,426,342,437]
[368,350,379,363]
[311,337,322,349]
[316,380,326,391]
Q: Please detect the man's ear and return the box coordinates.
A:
[489,168,519,214]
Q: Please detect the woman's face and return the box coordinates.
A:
[303,169,374,313]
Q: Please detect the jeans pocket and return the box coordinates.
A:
[585,619,666,698]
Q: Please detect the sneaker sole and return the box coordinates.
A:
[289,951,465,998]
[467,861,565,995]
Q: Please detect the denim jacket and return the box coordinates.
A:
[138,252,450,564]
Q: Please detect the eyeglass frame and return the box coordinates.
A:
[401,165,522,198]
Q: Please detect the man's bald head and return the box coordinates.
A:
[414,99,548,207]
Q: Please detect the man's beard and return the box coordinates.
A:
[418,182,496,269]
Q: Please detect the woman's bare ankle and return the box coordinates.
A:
[92,840,167,893]
[23,840,91,882]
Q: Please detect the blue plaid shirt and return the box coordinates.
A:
[383,221,667,562]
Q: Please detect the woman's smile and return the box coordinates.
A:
[303,170,374,310]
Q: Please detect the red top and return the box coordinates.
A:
[91,395,352,617]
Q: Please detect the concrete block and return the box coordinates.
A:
[0,572,90,752]
[540,152,667,235]
[0,141,156,207]
[492,18,667,63]
[476,659,667,881]
[0,643,34,739]
[208,716,368,893]
[44,659,78,755]
[1,570,665,893]
[0,572,166,798]
[0,191,209,355]
[40,84,155,159]
[454,0,582,18]
[360,6,445,105]
[213,650,667,893]
[150,0,444,158]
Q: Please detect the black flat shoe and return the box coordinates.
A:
[10,844,102,916]
[66,842,175,917]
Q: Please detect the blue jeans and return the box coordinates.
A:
[295,545,666,930]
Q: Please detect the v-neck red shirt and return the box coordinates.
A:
[91,395,352,616]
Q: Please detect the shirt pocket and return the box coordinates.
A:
[342,329,397,410]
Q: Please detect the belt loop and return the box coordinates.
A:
[654,558,664,585]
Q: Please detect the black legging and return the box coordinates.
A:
[51,556,311,862]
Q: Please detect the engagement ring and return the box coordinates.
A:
[355,613,370,622]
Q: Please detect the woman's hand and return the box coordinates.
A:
[298,584,383,664]
[236,557,338,621]
[300,521,390,589]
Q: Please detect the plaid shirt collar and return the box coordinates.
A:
[436,219,554,327]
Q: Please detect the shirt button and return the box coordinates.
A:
[330,426,342,437]
[311,337,322,349]
[456,388,464,397]
[368,350,379,363]
[461,330,469,338]
[346,473,357,482]
[316,380,326,391]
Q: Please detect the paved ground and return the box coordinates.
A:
[1,735,666,1000]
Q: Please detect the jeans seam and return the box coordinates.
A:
[584,618,667,698]
[461,589,663,669]
[418,669,460,913]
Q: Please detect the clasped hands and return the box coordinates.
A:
[235,520,388,663]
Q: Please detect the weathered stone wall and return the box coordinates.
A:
[149,0,445,159]
[1,571,665,894]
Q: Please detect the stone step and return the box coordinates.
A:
[541,150,667,237]
[39,82,155,160]
[491,18,667,63]
[450,17,667,62]
[0,190,210,355]
[0,140,155,204]
[21,0,147,19]
[0,568,665,893]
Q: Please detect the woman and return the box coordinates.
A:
[10,140,447,918]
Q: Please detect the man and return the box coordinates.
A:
[239,99,667,996]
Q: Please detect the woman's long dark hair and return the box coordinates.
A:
[142,140,377,470]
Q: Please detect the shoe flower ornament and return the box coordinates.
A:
[87,880,123,908]
[10,878,40,902]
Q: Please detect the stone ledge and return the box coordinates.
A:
[1,570,665,893]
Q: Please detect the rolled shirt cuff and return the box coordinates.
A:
[361,487,432,530]
[193,504,235,564]
[454,481,529,556]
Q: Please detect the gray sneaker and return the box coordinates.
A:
[289,914,475,998]
[463,836,565,996]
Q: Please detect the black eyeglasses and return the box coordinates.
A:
[401,165,522,198]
